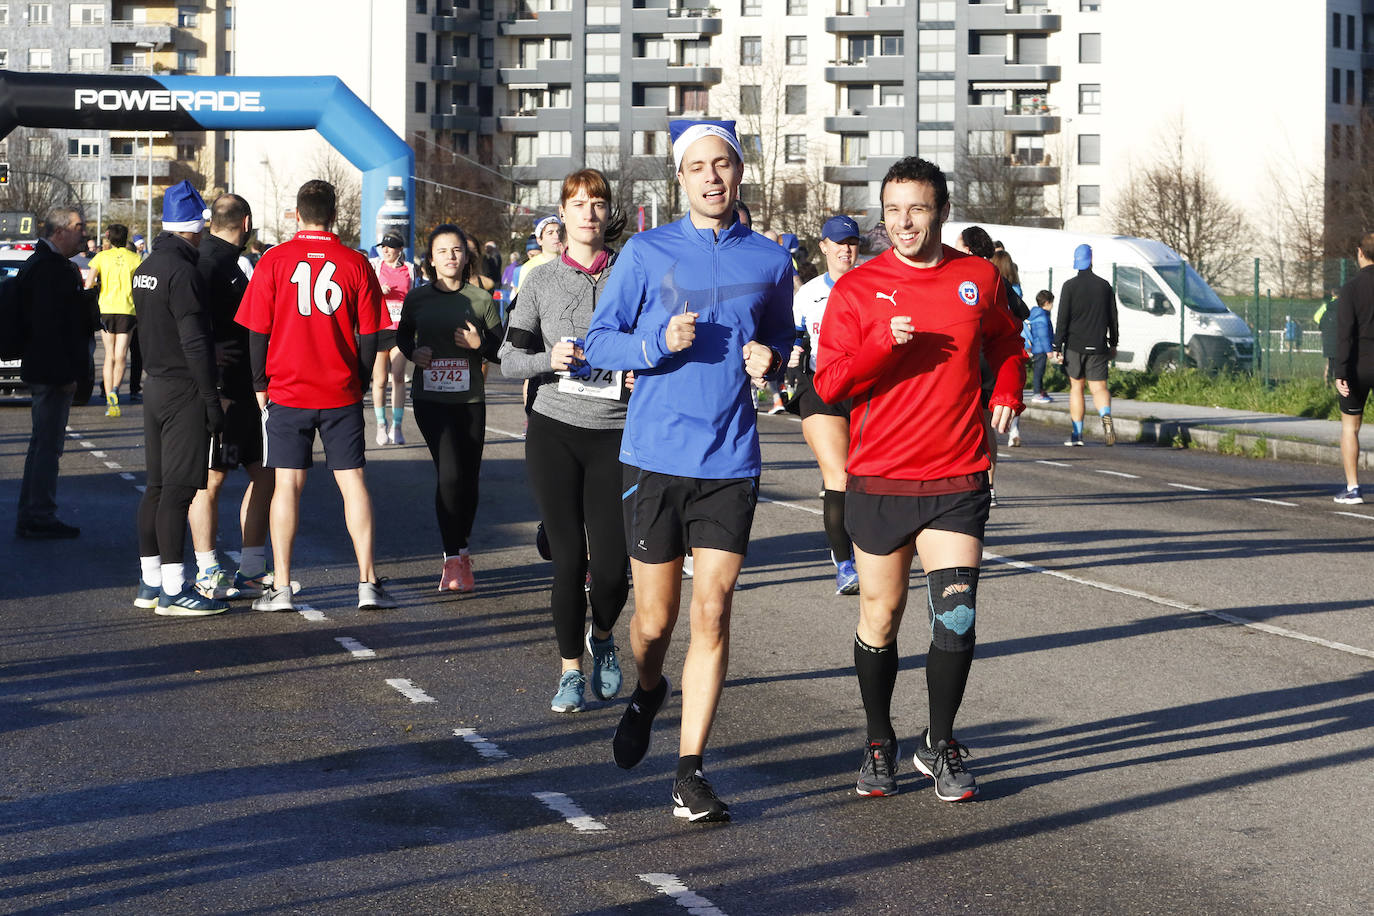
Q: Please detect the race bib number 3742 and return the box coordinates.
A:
[425,357,470,393]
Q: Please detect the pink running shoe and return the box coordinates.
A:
[455,553,475,593]
[439,556,464,592]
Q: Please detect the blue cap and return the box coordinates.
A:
[821,215,862,242]
[1073,243,1092,270]
[161,179,207,232]
[779,232,799,253]
[525,236,540,251]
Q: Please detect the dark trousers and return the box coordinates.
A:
[18,382,75,525]
[1031,353,1048,394]
[413,399,486,554]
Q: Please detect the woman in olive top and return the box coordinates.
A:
[396,223,503,593]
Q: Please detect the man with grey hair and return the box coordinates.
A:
[14,206,94,539]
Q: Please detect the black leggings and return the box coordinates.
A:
[413,399,486,554]
[525,410,629,660]
[137,484,197,564]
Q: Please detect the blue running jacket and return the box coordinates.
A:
[585,215,795,479]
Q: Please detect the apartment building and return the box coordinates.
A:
[0,0,231,231]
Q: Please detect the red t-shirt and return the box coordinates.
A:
[814,246,1027,483]
[235,231,384,409]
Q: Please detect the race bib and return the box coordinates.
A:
[425,357,470,393]
[558,366,625,400]
[386,299,404,323]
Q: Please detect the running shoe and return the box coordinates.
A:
[586,628,623,700]
[855,738,899,797]
[1064,436,1084,447]
[1334,486,1364,505]
[156,589,228,617]
[233,570,299,598]
[1008,433,1022,447]
[989,488,998,508]
[767,397,785,415]
[835,559,860,596]
[551,669,587,713]
[389,423,405,445]
[105,391,121,418]
[1031,394,1052,404]
[252,585,296,613]
[439,556,464,591]
[613,676,670,769]
[452,554,475,593]
[1102,415,1116,446]
[358,580,399,611]
[15,518,80,539]
[195,564,241,600]
[535,523,551,560]
[375,426,389,447]
[912,728,979,802]
[134,579,160,609]
[672,772,730,823]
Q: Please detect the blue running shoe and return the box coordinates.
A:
[551,669,586,713]
[195,564,240,600]
[134,579,160,609]
[835,559,860,596]
[157,589,228,617]
[586,628,623,701]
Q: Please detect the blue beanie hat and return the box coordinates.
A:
[162,179,207,233]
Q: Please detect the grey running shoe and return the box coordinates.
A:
[1102,415,1116,446]
[672,772,730,823]
[855,738,899,797]
[912,728,978,802]
[613,676,670,769]
[252,585,296,613]
[551,669,586,713]
[358,580,398,611]
[585,628,623,701]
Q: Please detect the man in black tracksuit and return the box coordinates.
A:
[1053,243,1118,446]
[1332,233,1374,504]
[131,180,227,616]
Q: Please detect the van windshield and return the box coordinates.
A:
[1154,263,1230,313]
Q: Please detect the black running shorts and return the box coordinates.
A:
[376,328,399,353]
[845,486,991,556]
[210,399,264,471]
[622,465,758,563]
[263,401,366,470]
[1064,348,1110,381]
[100,314,136,335]
[143,376,210,490]
[797,375,849,420]
[1337,371,1373,415]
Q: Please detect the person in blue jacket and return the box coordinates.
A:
[1026,290,1056,403]
[584,118,795,823]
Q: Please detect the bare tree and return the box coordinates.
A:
[0,128,84,219]
[414,139,512,252]
[1259,156,1325,297]
[952,129,1050,226]
[308,148,362,248]
[1109,121,1249,285]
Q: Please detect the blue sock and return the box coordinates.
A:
[392,406,404,426]
[1072,420,1084,437]
[373,406,386,426]
[1098,406,1111,417]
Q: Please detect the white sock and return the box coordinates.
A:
[140,556,162,586]
[240,546,266,577]
[459,548,470,557]
[162,562,186,596]
[195,550,218,575]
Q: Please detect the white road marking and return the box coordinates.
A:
[1168,482,1210,491]
[638,874,728,916]
[298,604,327,622]
[134,485,146,493]
[1095,469,1140,479]
[758,495,822,516]
[985,550,1374,661]
[1333,511,1374,521]
[79,441,95,449]
[103,461,121,469]
[386,678,436,703]
[1250,497,1297,507]
[453,727,510,759]
[1036,459,1071,467]
[90,450,106,458]
[120,472,135,481]
[334,636,375,659]
[485,425,526,441]
[532,791,608,832]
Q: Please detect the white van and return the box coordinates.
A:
[942,223,1255,372]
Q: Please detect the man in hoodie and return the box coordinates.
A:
[585,119,795,823]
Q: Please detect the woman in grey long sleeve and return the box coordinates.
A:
[499,169,630,714]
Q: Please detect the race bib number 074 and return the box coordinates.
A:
[558,367,624,400]
[425,357,470,393]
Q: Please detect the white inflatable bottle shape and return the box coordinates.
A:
[375,176,410,252]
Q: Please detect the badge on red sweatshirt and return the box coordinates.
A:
[958,280,980,306]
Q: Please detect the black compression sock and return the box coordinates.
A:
[926,644,974,746]
[854,634,898,743]
[823,489,852,563]
[677,755,704,781]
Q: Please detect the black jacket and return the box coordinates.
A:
[18,239,98,385]
[132,232,218,406]
[1335,264,1374,381]
[1053,268,1118,353]
[197,232,252,400]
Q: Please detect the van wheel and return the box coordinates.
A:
[1149,346,1181,374]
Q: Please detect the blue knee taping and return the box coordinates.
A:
[926,566,979,653]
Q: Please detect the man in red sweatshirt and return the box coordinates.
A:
[814,157,1026,803]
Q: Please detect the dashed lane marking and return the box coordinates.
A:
[532,792,608,832]
[453,727,510,759]
[334,637,375,659]
[1036,459,1072,467]
[1168,482,1210,491]
[485,425,526,441]
[638,874,728,916]
[103,461,121,469]
[1333,510,1374,521]
[984,550,1374,661]
[1250,497,1297,507]
[298,605,327,622]
[90,450,106,458]
[1095,469,1140,479]
[79,440,94,449]
[386,678,436,703]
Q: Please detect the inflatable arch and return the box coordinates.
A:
[0,71,414,252]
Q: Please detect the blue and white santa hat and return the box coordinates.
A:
[162,179,207,233]
[669,119,743,172]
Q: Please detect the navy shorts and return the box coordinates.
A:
[846,486,991,556]
[263,401,366,470]
[622,465,758,563]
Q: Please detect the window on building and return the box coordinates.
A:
[28,135,50,157]
[0,7,8,26]
[1348,14,1356,50]
[586,33,618,74]
[918,29,954,70]
[1078,83,1101,114]
[415,81,427,114]
[636,35,669,59]
[678,39,709,66]
[785,85,806,115]
[68,48,103,70]
[224,49,234,71]
[549,38,571,59]
[416,33,427,64]
[69,3,103,24]
[177,50,198,71]
[678,86,710,115]
[633,130,668,156]
[785,135,806,163]
[1013,134,1044,165]
[1079,33,1101,63]
[0,51,8,69]
[871,130,903,156]
[917,79,953,121]
[1078,133,1101,164]
[784,183,806,211]
[585,81,620,122]
[880,35,904,56]
[848,36,874,61]
[1077,185,1101,216]
[919,1,954,20]
[67,137,99,158]
[520,39,543,68]
[740,36,761,66]
[586,130,619,169]
[177,5,198,27]
[27,3,49,25]
[841,133,868,165]
[416,0,427,12]
[1333,123,1342,158]
[1080,1,1100,10]
[742,0,761,14]
[1334,12,1342,48]
[514,135,536,166]
[917,129,954,171]
[740,133,763,157]
[176,141,198,160]
[740,84,761,115]
[786,0,806,14]
[966,129,1002,156]
[1333,67,1341,103]
[548,85,571,106]
[586,0,619,25]
[879,84,904,107]
[27,48,52,70]
[786,36,807,65]
[846,85,873,112]
[633,84,669,107]
[1348,70,1356,106]
[539,131,572,157]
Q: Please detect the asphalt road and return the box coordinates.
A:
[2,378,1371,915]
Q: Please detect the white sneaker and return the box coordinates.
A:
[1008,434,1022,448]
[375,426,389,446]
[389,423,405,445]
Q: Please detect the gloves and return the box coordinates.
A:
[206,400,225,436]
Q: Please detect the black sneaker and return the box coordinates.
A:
[912,728,978,802]
[672,772,730,823]
[612,677,670,770]
[535,522,551,560]
[15,518,80,539]
[855,738,899,797]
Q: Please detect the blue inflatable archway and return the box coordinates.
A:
[0,71,414,252]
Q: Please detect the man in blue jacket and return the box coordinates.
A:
[585,119,795,823]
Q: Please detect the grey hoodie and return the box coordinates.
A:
[498,252,627,429]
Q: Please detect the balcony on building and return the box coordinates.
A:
[498,106,575,131]
[824,55,904,83]
[629,4,723,36]
[511,157,575,181]
[499,58,574,84]
[630,59,722,85]
[106,20,175,45]
[433,6,482,32]
[498,7,573,36]
[826,2,906,34]
[823,163,871,185]
[966,4,1061,32]
[966,55,1060,82]
[432,104,481,131]
[630,105,670,129]
[432,56,483,82]
[102,155,174,179]
[824,105,903,133]
[1010,162,1059,184]
[966,101,1060,134]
